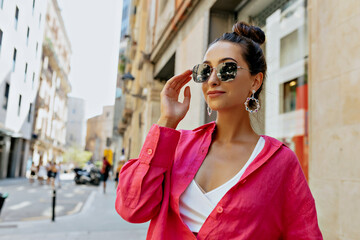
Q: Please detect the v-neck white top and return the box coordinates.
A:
[179,137,265,233]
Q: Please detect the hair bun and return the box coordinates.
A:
[232,22,265,45]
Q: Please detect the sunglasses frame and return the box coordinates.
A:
[192,62,249,83]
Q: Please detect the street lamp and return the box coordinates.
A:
[121,72,135,81]
[121,72,146,100]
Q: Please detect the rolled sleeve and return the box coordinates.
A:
[139,124,180,168]
[115,124,180,223]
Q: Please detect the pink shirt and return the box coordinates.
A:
[115,122,323,240]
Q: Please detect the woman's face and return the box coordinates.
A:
[201,41,257,113]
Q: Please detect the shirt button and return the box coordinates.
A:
[217,206,223,213]
[147,149,153,155]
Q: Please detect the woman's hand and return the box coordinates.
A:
[157,70,192,129]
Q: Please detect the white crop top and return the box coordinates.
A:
[179,137,265,233]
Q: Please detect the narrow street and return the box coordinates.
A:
[0,175,149,240]
[0,175,94,222]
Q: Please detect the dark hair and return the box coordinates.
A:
[210,22,267,108]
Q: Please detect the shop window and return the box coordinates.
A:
[281,78,297,113]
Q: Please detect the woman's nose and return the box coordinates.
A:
[207,70,220,86]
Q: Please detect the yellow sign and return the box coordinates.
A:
[103,149,113,165]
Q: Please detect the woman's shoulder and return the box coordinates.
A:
[260,135,298,160]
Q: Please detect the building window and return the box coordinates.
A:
[32,72,35,89]
[18,94,22,116]
[26,27,30,46]
[24,63,28,82]
[1,0,4,9]
[38,14,41,28]
[15,6,19,30]
[12,48,17,72]
[3,83,9,109]
[0,29,3,55]
[28,103,32,122]
[281,79,298,113]
[72,109,76,114]
[32,0,35,15]
[280,30,300,67]
[35,42,38,56]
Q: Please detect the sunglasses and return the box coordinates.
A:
[192,62,249,83]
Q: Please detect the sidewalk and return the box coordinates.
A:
[0,181,149,240]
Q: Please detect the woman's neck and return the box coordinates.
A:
[214,108,258,144]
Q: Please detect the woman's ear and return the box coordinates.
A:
[252,72,263,92]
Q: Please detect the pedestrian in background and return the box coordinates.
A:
[37,158,46,185]
[115,21,322,239]
[101,156,111,194]
[114,149,126,188]
[46,161,52,185]
[54,163,61,188]
[49,162,58,188]
[114,159,125,189]
[29,162,37,184]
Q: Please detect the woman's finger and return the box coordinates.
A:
[170,71,191,90]
[167,69,192,89]
[174,77,189,91]
[182,86,191,107]
[175,75,192,92]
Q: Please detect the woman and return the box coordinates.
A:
[115,22,322,239]
[37,158,47,185]
[101,156,111,194]
[29,162,37,184]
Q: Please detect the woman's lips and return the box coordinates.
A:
[207,91,225,98]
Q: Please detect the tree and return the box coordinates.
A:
[63,145,93,168]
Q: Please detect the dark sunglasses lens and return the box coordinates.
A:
[217,62,238,81]
[193,64,211,83]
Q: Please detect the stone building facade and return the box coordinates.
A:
[85,105,114,163]
[308,0,360,239]
[31,0,72,166]
[0,0,47,178]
